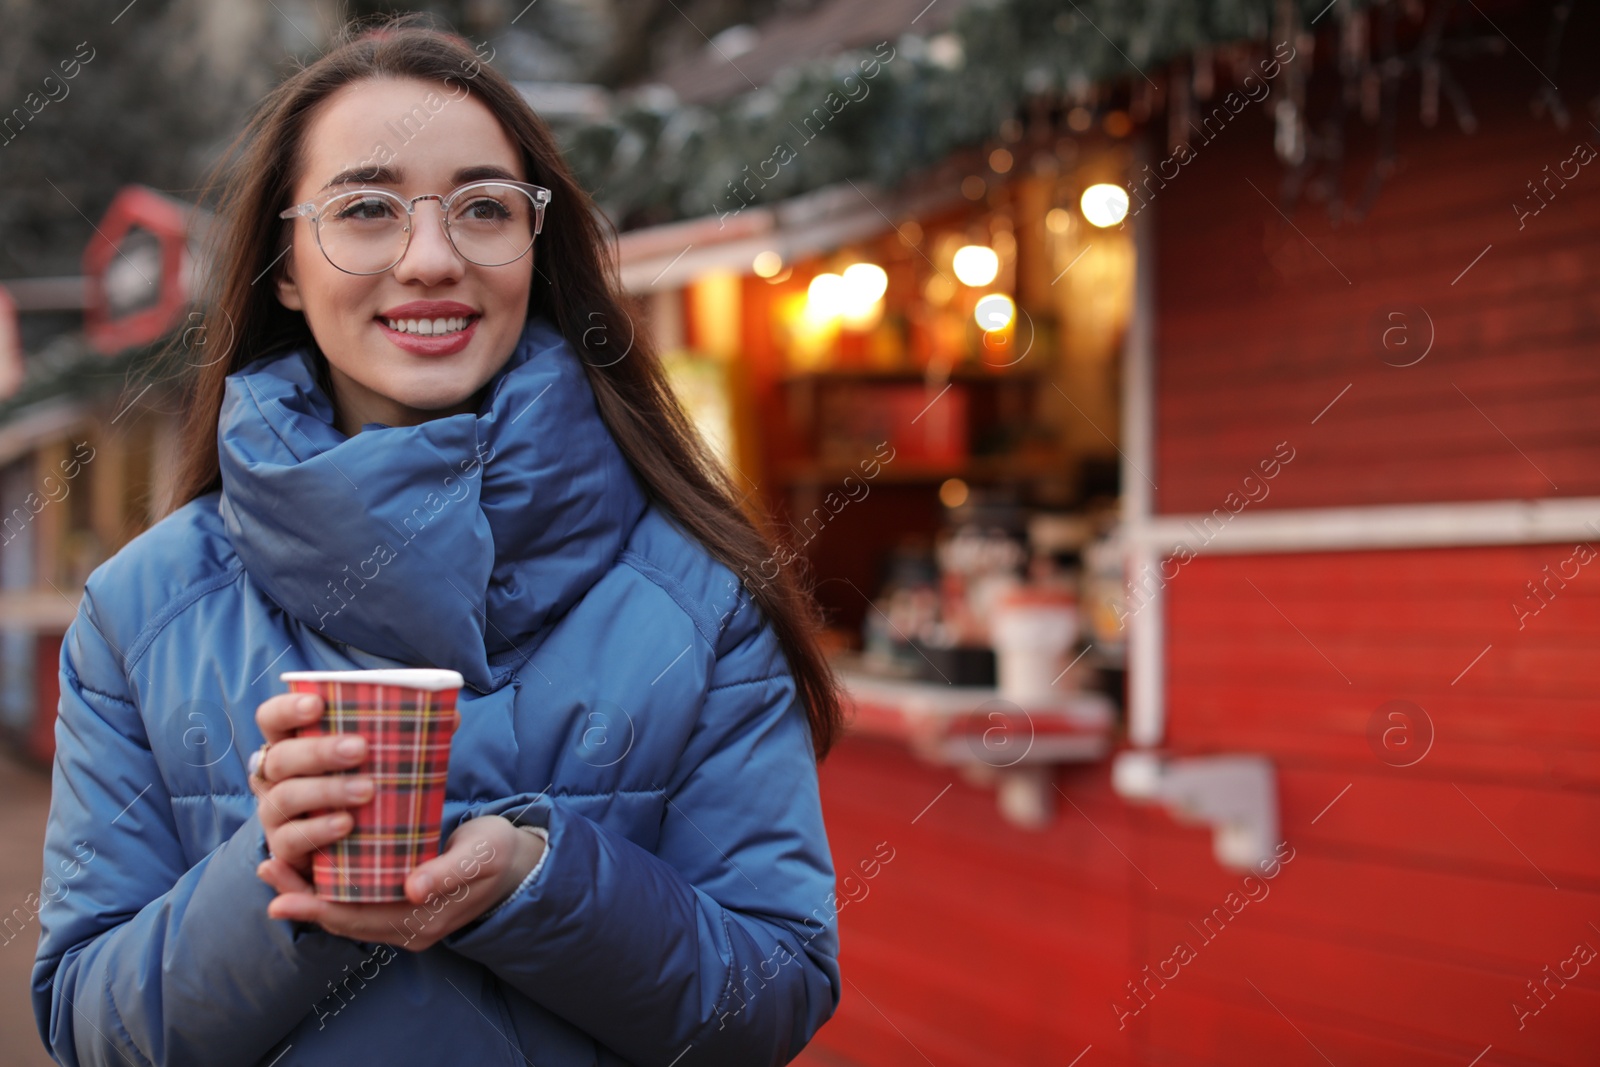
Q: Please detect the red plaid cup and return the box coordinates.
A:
[281,669,463,902]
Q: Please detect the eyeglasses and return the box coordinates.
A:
[279,180,552,275]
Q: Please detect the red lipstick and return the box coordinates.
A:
[375,301,480,357]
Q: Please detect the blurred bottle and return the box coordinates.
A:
[1082,528,1128,664]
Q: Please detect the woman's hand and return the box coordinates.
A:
[255,815,546,951]
[249,692,371,878]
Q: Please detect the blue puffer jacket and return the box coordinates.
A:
[31,318,841,1067]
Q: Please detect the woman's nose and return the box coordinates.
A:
[392,201,465,285]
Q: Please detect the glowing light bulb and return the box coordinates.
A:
[753,250,783,278]
[1080,183,1130,227]
[805,272,846,322]
[952,245,1000,287]
[843,263,888,304]
[839,262,889,328]
[975,293,1015,332]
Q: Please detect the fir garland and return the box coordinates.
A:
[557,0,1316,228]
[555,0,1572,230]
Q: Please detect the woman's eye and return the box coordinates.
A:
[458,197,513,221]
[335,197,396,221]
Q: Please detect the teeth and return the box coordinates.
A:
[383,316,471,335]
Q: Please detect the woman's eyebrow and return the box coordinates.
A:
[321,165,399,191]
[318,163,522,192]
[453,164,521,184]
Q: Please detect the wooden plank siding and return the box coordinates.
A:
[1143,45,1600,1067]
[812,737,1149,1066]
[805,26,1598,1067]
[1154,67,1600,513]
[1159,549,1600,1065]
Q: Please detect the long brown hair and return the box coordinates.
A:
[163,17,844,758]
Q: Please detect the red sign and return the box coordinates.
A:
[82,185,204,356]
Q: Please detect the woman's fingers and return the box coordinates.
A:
[251,692,372,873]
[259,774,374,830]
[261,733,366,784]
[256,857,336,925]
[262,810,355,870]
[255,819,532,951]
[260,871,489,948]
[256,855,315,896]
[255,692,323,745]
[262,777,374,825]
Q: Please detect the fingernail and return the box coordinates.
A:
[347,779,374,800]
[336,737,363,759]
[297,695,319,714]
[326,813,351,831]
[413,875,433,897]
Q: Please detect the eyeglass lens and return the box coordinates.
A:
[316,184,540,273]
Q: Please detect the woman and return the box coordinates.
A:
[32,20,844,1067]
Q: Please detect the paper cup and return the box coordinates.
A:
[990,590,1079,704]
[281,669,463,902]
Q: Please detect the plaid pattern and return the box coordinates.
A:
[287,679,459,902]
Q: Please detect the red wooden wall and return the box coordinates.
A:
[1158,548,1600,1066]
[1154,67,1600,511]
[812,739,1144,1067]
[816,563,1600,1067]
[1141,31,1600,1067]
[807,22,1600,1067]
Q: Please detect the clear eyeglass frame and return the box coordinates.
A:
[278,179,553,276]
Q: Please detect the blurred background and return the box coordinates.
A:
[1,0,1597,1064]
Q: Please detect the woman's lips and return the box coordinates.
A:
[375,316,479,356]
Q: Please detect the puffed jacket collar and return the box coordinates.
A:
[216,317,649,694]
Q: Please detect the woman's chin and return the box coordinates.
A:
[349,380,484,426]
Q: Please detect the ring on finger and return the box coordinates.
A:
[247,741,274,786]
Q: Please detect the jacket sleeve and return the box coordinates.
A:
[31,592,374,1067]
[441,601,842,1066]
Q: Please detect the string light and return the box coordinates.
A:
[974,293,1015,331]
[952,245,1000,286]
[841,263,888,327]
[1080,183,1130,227]
[753,251,783,277]
[805,272,845,322]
